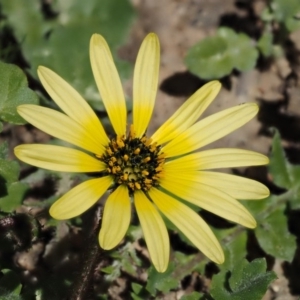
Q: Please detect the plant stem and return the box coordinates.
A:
[67,207,103,300]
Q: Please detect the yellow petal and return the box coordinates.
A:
[50,176,113,220]
[160,174,256,228]
[163,103,259,158]
[165,148,269,171]
[194,171,270,199]
[17,105,104,155]
[14,144,106,172]
[38,66,109,147]
[149,188,224,264]
[151,81,221,145]
[100,185,131,249]
[134,190,169,272]
[90,34,126,136]
[133,33,160,137]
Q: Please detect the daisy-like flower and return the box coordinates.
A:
[14,33,269,273]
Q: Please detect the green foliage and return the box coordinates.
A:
[262,0,300,31]
[210,258,276,300]
[241,129,298,262]
[0,293,22,300]
[131,283,145,300]
[0,61,39,124]
[0,145,20,185]
[244,202,297,262]
[269,129,293,189]
[0,142,28,212]
[130,293,144,300]
[146,263,178,295]
[185,27,258,79]
[1,0,135,106]
[268,129,300,207]
[222,231,247,271]
[255,208,296,261]
[257,30,274,57]
[131,283,143,295]
[101,242,142,282]
[0,183,28,212]
[186,0,300,80]
[0,269,22,299]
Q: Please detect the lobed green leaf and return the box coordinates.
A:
[0,62,39,124]
[185,27,258,79]
[255,208,296,261]
[210,258,276,300]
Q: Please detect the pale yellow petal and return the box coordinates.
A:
[100,185,131,249]
[149,188,224,264]
[165,148,269,171]
[90,34,126,136]
[38,66,109,146]
[192,171,269,199]
[50,176,113,220]
[14,144,106,172]
[160,173,256,228]
[162,103,259,158]
[151,81,221,145]
[17,105,104,155]
[134,190,169,272]
[133,33,160,137]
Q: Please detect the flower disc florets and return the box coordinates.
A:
[99,125,165,194]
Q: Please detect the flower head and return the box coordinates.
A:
[14,33,269,272]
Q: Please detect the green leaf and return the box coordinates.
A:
[0,182,28,212]
[219,28,258,72]
[0,62,39,124]
[0,142,28,212]
[185,27,258,79]
[271,0,300,31]
[257,31,274,57]
[0,142,9,160]
[269,129,292,189]
[131,283,143,295]
[260,7,275,22]
[146,263,178,296]
[130,293,144,300]
[210,258,276,300]
[255,208,296,261]
[285,16,300,32]
[2,0,135,106]
[100,266,114,274]
[222,231,247,271]
[0,159,20,187]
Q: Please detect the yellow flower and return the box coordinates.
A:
[14,33,269,273]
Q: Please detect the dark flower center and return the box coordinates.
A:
[99,125,165,193]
